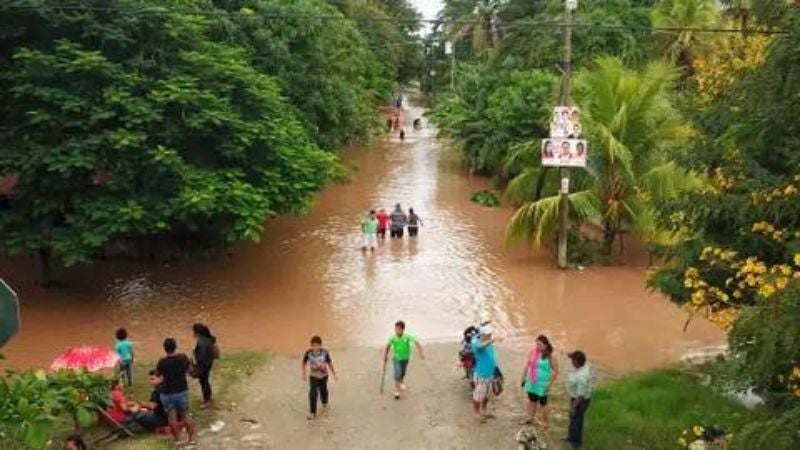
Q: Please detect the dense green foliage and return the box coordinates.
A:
[0,0,419,279]
[0,370,109,449]
[431,0,799,445]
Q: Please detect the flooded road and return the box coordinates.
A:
[0,104,722,371]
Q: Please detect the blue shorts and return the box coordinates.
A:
[393,359,409,381]
[159,391,189,413]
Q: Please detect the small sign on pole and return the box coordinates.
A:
[541,138,588,168]
[444,41,453,55]
[566,0,578,11]
[561,177,570,194]
[550,106,582,138]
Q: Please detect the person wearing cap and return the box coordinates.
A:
[566,350,592,449]
[470,324,498,423]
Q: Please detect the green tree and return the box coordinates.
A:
[0,1,338,282]
[651,0,720,69]
[506,57,697,252]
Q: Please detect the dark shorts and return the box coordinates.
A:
[527,392,548,406]
[377,228,387,238]
[159,391,189,413]
[393,359,409,381]
[390,228,404,238]
[408,226,418,237]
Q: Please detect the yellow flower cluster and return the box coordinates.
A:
[788,365,800,398]
[682,248,800,330]
[692,34,770,104]
[751,222,787,242]
[750,182,800,204]
[704,168,737,195]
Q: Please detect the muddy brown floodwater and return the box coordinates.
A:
[0,104,723,372]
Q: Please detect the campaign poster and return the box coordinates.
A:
[541,138,587,168]
[549,106,582,139]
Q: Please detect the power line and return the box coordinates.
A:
[4,4,789,35]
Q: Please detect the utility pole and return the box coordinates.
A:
[557,0,575,269]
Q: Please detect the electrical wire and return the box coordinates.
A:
[3,4,789,35]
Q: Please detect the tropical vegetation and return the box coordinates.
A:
[0,0,420,283]
[429,0,799,447]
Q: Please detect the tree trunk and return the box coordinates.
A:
[38,247,53,287]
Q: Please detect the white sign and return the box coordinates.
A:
[542,138,588,168]
[561,177,570,194]
[566,0,578,11]
[550,106,582,138]
[444,41,453,55]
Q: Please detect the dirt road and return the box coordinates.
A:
[198,343,572,449]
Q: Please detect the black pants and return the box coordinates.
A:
[197,362,213,402]
[309,376,329,415]
[567,398,590,448]
[390,228,404,238]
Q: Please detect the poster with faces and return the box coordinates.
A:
[541,139,587,168]
[550,106,582,139]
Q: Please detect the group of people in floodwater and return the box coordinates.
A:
[63,324,219,449]
[386,92,422,142]
[300,321,593,450]
[361,204,423,251]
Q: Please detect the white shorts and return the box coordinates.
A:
[472,376,493,402]
[362,234,377,248]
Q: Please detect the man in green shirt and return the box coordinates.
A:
[361,210,378,252]
[383,320,425,399]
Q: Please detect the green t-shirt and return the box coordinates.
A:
[362,217,378,234]
[388,333,415,361]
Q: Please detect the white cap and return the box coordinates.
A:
[479,324,493,336]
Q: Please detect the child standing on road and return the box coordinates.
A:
[383,320,425,400]
[114,328,134,386]
[301,336,337,420]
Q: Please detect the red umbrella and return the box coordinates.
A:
[51,346,120,372]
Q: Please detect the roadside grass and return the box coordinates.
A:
[43,351,267,449]
[584,367,762,450]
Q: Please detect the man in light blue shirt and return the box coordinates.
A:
[470,324,498,423]
[566,350,593,449]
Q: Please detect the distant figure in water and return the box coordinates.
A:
[393,116,400,130]
[413,118,422,130]
[386,118,393,132]
[361,210,378,252]
[399,129,405,141]
[407,208,423,237]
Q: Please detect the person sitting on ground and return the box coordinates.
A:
[63,434,87,450]
[107,379,138,426]
[131,370,169,433]
[389,204,408,239]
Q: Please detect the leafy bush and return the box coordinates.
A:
[471,190,500,207]
[0,370,110,449]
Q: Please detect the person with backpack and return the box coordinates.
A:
[192,323,218,409]
[520,335,559,428]
[389,204,408,239]
[383,320,425,399]
[301,335,338,420]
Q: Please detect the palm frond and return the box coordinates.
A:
[639,161,704,203]
[505,190,600,248]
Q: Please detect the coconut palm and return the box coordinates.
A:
[651,0,720,68]
[441,0,505,54]
[506,57,699,254]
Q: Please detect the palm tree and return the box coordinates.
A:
[651,0,720,68]
[506,57,699,254]
[441,0,505,54]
